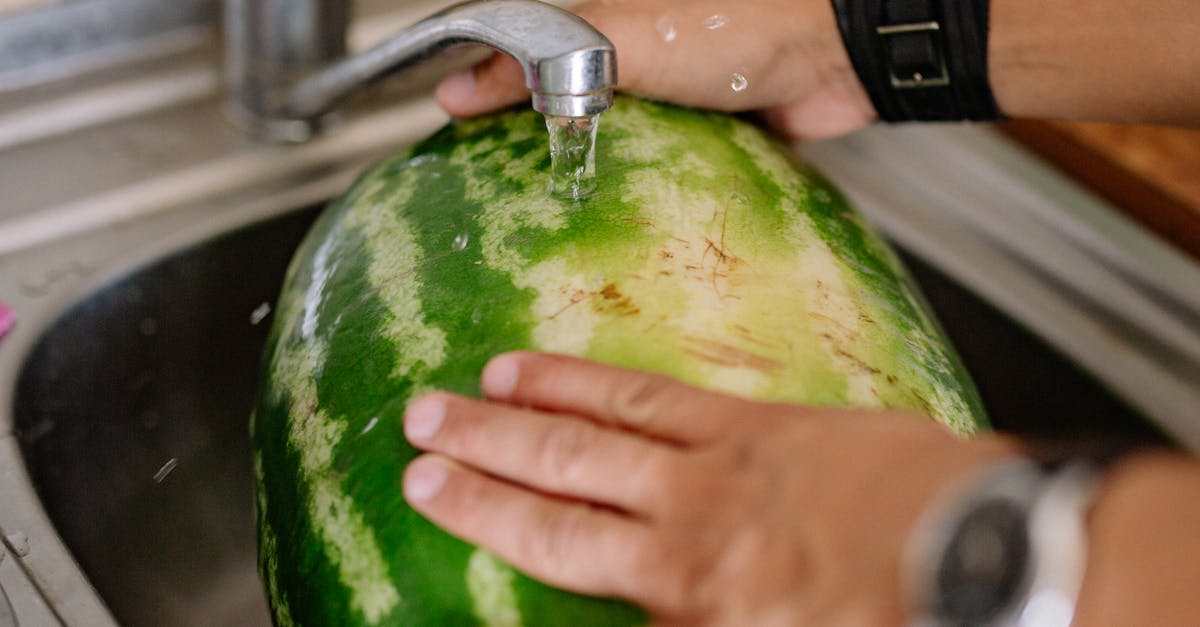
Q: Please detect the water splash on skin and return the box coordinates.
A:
[703,14,729,29]
[655,16,677,42]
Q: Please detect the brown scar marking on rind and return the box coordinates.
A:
[731,325,774,349]
[642,314,670,333]
[592,283,640,317]
[682,335,785,373]
[659,250,675,260]
[808,312,860,340]
[623,217,654,227]
[546,288,588,321]
[834,348,882,375]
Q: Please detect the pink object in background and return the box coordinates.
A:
[0,302,14,341]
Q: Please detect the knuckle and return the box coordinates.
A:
[635,455,697,516]
[524,505,588,572]
[608,371,675,425]
[536,422,593,481]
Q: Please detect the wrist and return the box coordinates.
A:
[1073,450,1200,626]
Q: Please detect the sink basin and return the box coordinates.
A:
[12,209,322,627]
[9,200,1169,626]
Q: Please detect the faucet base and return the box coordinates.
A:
[223,100,336,144]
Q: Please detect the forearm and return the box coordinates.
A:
[1073,451,1200,625]
[989,0,1200,126]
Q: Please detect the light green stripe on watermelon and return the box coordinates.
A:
[349,169,449,379]
[467,550,522,627]
[270,343,401,623]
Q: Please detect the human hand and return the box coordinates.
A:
[402,352,1020,626]
[435,0,877,140]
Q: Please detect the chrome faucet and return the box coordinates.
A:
[223,0,617,142]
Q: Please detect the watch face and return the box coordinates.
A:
[934,498,1031,623]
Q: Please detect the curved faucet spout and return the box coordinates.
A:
[225,0,617,142]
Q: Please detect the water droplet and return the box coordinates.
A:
[249,301,272,325]
[452,232,470,251]
[703,14,729,30]
[655,16,677,42]
[153,458,178,483]
[470,308,483,325]
[6,532,30,558]
[730,73,749,92]
[361,416,379,435]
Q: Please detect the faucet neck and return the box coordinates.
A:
[224,0,616,143]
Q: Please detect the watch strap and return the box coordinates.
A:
[831,0,1004,122]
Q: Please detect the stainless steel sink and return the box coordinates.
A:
[1,1,1199,625]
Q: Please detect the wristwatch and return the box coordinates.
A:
[905,460,1099,627]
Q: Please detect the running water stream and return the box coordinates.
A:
[545,114,600,200]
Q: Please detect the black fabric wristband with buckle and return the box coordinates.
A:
[832,0,1004,122]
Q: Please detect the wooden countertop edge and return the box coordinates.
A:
[1000,119,1200,262]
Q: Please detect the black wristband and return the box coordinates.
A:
[832,0,1004,122]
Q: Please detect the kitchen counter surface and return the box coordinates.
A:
[1005,119,1200,261]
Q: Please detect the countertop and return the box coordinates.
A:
[1004,119,1200,261]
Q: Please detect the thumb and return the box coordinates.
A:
[435,52,530,117]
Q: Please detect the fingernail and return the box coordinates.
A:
[481,354,519,398]
[405,396,445,442]
[404,459,448,502]
[436,68,476,104]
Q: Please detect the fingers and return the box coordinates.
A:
[435,0,854,118]
[402,454,659,603]
[404,393,689,515]
[480,352,741,445]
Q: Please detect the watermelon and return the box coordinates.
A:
[252,96,988,626]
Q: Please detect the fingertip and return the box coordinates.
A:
[435,68,477,115]
[481,352,523,399]
[403,455,449,503]
[404,395,446,443]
